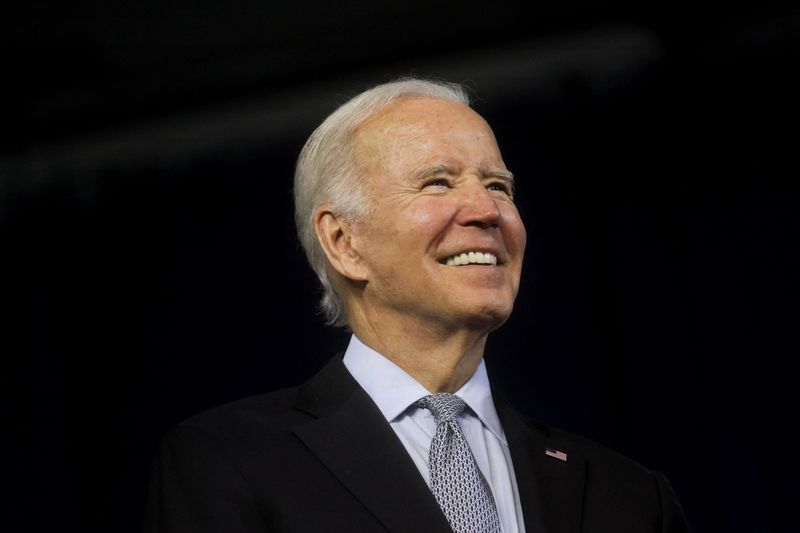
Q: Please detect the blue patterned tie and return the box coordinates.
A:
[418,393,502,533]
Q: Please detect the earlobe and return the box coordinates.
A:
[314,206,369,282]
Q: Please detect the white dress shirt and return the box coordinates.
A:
[343,334,526,533]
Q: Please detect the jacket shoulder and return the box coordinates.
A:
[513,413,690,531]
[516,411,658,479]
[170,386,308,446]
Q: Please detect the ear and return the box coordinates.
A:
[314,205,370,282]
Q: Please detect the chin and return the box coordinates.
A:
[460,303,514,333]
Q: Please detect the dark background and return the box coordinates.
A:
[4,2,798,532]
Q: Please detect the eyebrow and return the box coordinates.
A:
[486,169,515,184]
[412,164,515,184]
[412,164,457,182]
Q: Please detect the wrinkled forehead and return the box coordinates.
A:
[357,95,490,139]
[352,96,502,174]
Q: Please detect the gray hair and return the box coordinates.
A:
[293,78,471,327]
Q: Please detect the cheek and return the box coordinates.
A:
[501,207,527,252]
[405,199,456,230]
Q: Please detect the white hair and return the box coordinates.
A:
[293,78,471,327]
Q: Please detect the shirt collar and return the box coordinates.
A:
[342,334,507,445]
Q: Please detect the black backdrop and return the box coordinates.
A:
[4,2,798,532]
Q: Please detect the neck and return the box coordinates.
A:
[348,307,490,393]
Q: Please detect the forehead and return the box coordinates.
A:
[358,96,490,141]
[353,96,502,173]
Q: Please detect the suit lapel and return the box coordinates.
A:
[292,357,452,533]
[496,399,586,533]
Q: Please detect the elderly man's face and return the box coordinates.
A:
[350,96,526,333]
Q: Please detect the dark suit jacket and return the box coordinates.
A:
[144,356,689,532]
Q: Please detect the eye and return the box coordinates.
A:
[422,178,450,189]
[487,181,512,195]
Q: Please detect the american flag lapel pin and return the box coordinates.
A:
[545,448,568,462]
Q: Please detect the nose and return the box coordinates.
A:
[456,179,501,228]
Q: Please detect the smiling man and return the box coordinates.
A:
[144,79,689,532]
[313,94,526,395]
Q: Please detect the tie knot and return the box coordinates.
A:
[418,393,466,423]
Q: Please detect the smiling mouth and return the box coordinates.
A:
[440,251,498,266]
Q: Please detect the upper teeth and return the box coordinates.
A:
[445,252,498,266]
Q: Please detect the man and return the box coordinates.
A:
[144,78,689,532]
